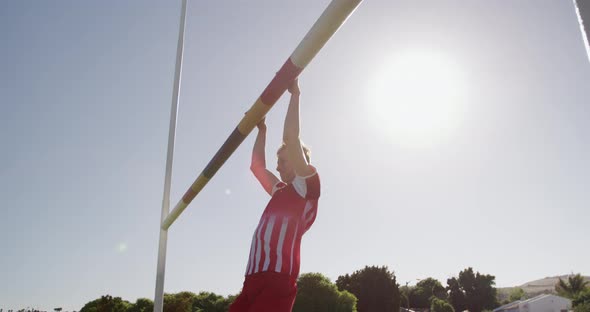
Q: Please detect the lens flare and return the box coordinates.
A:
[117,242,128,253]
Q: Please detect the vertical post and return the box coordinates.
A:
[574,0,590,63]
[154,0,188,311]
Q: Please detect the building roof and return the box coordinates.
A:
[494,300,522,312]
[493,294,572,312]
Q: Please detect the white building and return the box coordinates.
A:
[494,294,572,312]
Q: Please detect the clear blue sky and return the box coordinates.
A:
[1,1,589,311]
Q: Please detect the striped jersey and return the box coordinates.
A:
[245,169,320,278]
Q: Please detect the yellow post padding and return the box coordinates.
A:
[237,98,272,135]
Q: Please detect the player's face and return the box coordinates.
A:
[276,148,295,183]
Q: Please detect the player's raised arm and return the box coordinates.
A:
[250,117,280,195]
[283,79,315,177]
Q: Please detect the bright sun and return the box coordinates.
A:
[367,51,467,147]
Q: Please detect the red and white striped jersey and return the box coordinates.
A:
[245,169,320,278]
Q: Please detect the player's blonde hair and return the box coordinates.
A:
[277,142,311,164]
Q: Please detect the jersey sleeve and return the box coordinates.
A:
[302,200,318,233]
[292,166,320,200]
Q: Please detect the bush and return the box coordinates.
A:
[293,273,357,312]
[431,298,455,312]
[79,295,131,312]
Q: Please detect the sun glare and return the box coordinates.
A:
[367,51,467,147]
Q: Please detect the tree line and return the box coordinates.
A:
[73,269,589,312]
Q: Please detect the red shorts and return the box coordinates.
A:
[229,272,297,312]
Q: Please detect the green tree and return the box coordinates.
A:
[431,298,455,312]
[226,294,238,308]
[80,295,131,312]
[193,291,231,312]
[447,276,466,312]
[508,288,526,302]
[447,267,498,312]
[399,285,410,308]
[409,278,447,308]
[573,288,590,312]
[293,272,357,312]
[127,298,153,312]
[336,266,400,312]
[337,274,353,293]
[80,298,100,312]
[556,274,589,299]
[163,292,196,312]
[80,292,236,312]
